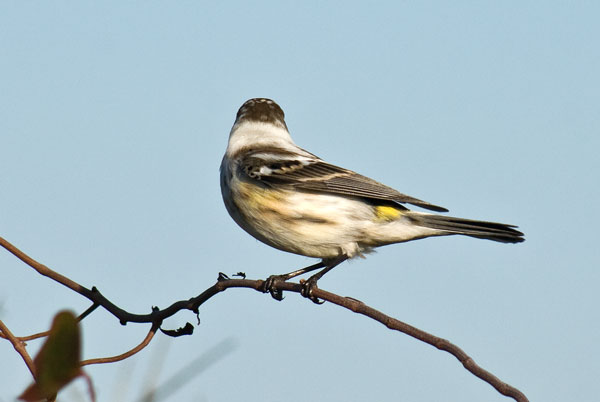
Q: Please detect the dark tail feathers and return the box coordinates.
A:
[409,213,525,244]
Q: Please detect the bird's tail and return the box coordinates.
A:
[407,212,525,244]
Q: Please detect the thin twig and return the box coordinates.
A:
[81,371,97,402]
[0,319,36,379]
[81,322,160,366]
[3,304,102,342]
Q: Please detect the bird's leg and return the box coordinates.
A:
[301,256,349,304]
[264,261,326,301]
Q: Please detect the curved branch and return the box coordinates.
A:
[1,236,528,401]
[81,322,159,366]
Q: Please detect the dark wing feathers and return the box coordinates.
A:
[241,154,449,213]
[293,170,449,212]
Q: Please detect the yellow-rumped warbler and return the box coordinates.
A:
[220,98,524,301]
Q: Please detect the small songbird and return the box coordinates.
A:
[220,98,524,302]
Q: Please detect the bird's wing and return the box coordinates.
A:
[240,150,448,212]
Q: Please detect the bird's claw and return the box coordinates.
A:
[264,275,286,301]
[300,279,324,304]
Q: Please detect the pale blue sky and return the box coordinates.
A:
[1,2,599,401]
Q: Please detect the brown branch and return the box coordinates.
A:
[0,236,161,325]
[80,371,96,402]
[309,287,529,402]
[1,235,528,401]
[0,319,36,379]
[81,322,159,366]
[1,304,102,342]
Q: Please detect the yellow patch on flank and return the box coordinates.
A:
[374,205,404,222]
[237,181,285,210]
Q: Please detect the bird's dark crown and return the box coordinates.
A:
[235,98,287,128]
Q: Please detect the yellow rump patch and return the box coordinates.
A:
[374,205,404,222]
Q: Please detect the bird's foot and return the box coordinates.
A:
[263,274,288,301]
[300,278,324,304]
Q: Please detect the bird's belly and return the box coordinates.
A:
[224,180,374,259]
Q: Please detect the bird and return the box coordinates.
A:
[220,98,524,302]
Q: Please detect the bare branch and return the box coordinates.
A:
[81,322,159,366]
[3,305,101,342]
[309,287,529,402]
[1,235,528,401]
[0,319,36,379]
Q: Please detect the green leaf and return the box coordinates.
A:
[19,310,82,401]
